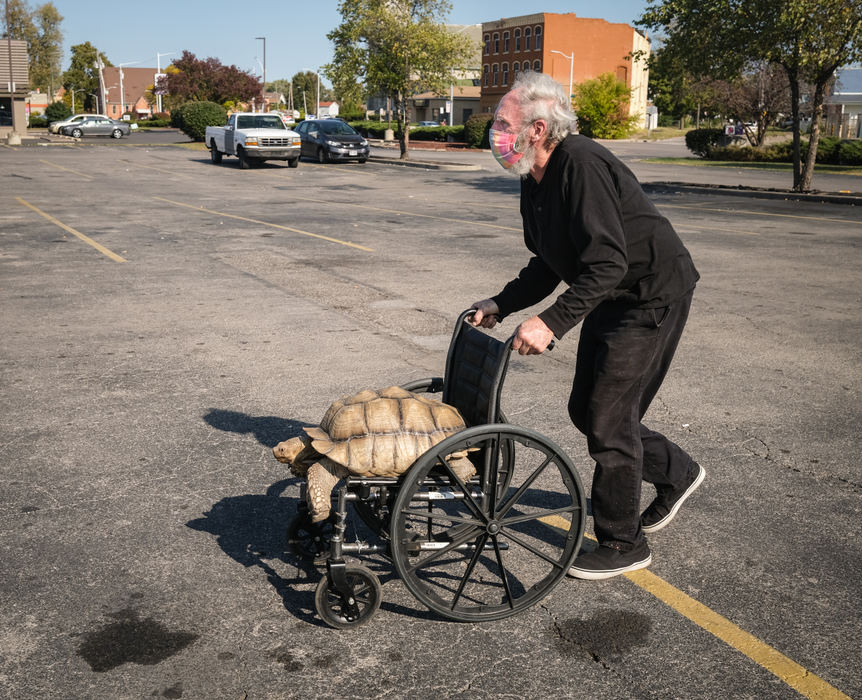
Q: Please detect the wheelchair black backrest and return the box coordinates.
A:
[441,311,512,428]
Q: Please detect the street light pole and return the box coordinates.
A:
[550,49,574,105]
[155,51,174,114]
[255,37,266,111]
[118,61,141,118]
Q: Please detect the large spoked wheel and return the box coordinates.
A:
[71,128,83,138]
[317,147,328,164]
[315,565,381,629]
[390,424,585,622]
[111,128,123,139]
[286,512,334,563]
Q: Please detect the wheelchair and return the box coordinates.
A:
[287,310,587,628]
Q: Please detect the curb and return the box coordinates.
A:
[643,181,862,206]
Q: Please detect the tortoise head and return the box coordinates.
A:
[273,433,317,475]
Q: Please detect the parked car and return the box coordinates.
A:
[294,119,370,163]
[416,120,441,127]
[61,117,131,139]
[49,113,108,134]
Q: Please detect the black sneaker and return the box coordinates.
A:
[641,463,706,533]
[567,540,652,580]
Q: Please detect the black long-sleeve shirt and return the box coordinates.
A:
[492,134,699,338]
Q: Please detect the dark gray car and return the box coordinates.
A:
[295,119,369,163]
[61,117,131,139]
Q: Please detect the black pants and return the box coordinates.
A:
[568,290,696,550]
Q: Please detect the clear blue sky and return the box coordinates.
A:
[50,0,650,87]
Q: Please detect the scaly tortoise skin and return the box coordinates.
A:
[274,386,476,522]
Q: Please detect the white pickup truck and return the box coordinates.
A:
[206,113,301,169]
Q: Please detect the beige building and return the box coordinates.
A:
[479,13,650,121]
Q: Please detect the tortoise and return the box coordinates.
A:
[274,385,476,522]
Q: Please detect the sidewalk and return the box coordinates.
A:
[369,137,862,204]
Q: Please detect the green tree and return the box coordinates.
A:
[61,41,111,112]
[1,0,63,95]
[638,0,862,191]
[572,73,640,139]
[325,0,476,159]
[288,71,333,115]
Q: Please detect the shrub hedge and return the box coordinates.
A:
[685,128,725,157]
[173,101,227,141]
[708,136,862,165]
[464,113,493,148]
[44,101,71,122]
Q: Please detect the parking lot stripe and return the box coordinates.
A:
[153,196,374,252]
[539,515,849,699]
[128,161,194,178]
[39,159,94,180]
[15,197,127,263]
[659,202,861,227]
[296,196,523,232]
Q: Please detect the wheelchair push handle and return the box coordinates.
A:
[462,309,555,352]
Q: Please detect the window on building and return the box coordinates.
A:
[483,64,489,87]
[513,60,520,77]
[524,27,531,51]
[533,59,541,71]
[503,31,510,53]
[514,28,521,51]
[484,34,490,55]
[493,32,499,54]
[492,63,499,86]
[535,26,542,50]
[502,62,509,85]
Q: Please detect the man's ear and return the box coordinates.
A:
[531,119,548,144]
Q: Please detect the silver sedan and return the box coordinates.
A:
[61,117,131,139]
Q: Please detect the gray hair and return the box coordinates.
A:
[508,70,577,144]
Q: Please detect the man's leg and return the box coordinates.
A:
[568,293,697,578]
[636,291,704,532]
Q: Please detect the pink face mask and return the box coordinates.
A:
[489,128,527,169]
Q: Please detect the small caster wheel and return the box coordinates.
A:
[314,565,381,629]
[287,513,333,563]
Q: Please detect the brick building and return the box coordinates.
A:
[479,13,650,120]
[101,66,158,119]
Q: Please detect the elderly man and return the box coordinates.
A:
[470,71,704,580]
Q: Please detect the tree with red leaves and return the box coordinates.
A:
[157,51,261,108]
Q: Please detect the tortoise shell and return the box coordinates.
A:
[304,385,467,477]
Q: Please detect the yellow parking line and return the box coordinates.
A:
[659,202,861,226]
[539,515,849,699]
[129,162,194,178]
[40,159,94,180]
[297,195,523,232]
[153,196,374,252]
[15,197,127,262]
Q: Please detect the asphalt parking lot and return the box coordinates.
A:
[1,139,860,699]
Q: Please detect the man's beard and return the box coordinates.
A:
[508,142,538,178]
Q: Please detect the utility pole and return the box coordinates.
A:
[118,61,141,118]
[255,37,266,111]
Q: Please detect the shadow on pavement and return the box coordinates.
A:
[202,408,311,448]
